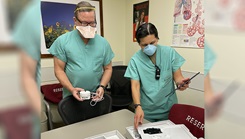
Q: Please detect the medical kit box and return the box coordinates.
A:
[85,130,126,139]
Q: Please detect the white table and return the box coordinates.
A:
[41,109,149,139]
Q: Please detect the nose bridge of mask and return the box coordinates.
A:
[145,44,155,50]
[87,25,91,31]
[143,44,157,56]
[76,25,96,38]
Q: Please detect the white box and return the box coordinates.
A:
[85,130,126,139]
[125,120,197,139]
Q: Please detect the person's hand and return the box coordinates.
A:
[93,87,104,100]
[177,78,190,91]
[134,106,144,129]
[71,88,84,101]
[205,93,224,119]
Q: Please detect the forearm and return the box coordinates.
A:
[100,62,113,87]
[173,68,185,83]
[100,68,112,87]
[22,76,41,116]
[20,51,41,116]
[132,90,141,105]
[131,80,141,104]
[204,74,214,99]
[55,70,74,93]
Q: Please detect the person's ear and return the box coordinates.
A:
[73,17,77,23]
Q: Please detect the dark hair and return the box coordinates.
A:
[135,23,159,44]
[74,1,96,19]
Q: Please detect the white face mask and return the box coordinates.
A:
[76,26,97,38]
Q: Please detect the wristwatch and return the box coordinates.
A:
[97,84,106,91]
[134,104,141,109]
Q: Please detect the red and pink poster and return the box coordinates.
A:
[172,0,204,48]
[205,0,245,32]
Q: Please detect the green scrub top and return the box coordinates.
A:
[49,30,114,98]
[124,45,185,122]
[12,0,41,138]
[12,0,41,87]
[204,43,216,76]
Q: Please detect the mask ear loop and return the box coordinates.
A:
[90,100,97,106]
[90,93,104,106]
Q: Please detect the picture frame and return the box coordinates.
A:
[41,0,103,58]
[133,1,149,42]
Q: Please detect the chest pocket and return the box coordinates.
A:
[68,53,84,62]
[93,57,104,72]
[160,69,173,88]
[66,52,86,71]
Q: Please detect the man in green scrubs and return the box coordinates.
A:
[49,1,114,101]
[124,23,189,129]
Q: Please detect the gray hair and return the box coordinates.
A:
[74,1,96,19]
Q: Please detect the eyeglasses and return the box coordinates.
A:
[155,65,160,80]
[76,17,97,27]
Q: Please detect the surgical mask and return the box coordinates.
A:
[143,44,157,56]
[76,26,97,38]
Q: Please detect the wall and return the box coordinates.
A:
[102,0,126,64]
[206,32,245,82]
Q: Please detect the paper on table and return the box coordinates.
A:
[125,120,175,139]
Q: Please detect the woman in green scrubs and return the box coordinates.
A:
[124,23,189,129]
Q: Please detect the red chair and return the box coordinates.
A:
[41,83,63,104]
[168,104,204,138]
[0,106,33,139]
[41,83,63,130]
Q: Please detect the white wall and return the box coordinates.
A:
[103,0,126,64]
[206,32,245,82]
[125,0,145,64]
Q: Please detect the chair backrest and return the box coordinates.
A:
[168,104,204,138]
[110,65,132,107]
[58,93,112,125]
[41,83,63,104]
[0,106,33,139]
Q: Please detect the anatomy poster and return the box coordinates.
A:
[205,0,245,32]
[172,0,204,48]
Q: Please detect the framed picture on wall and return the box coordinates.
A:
[133,1,149,42]
[41,0,103,58]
